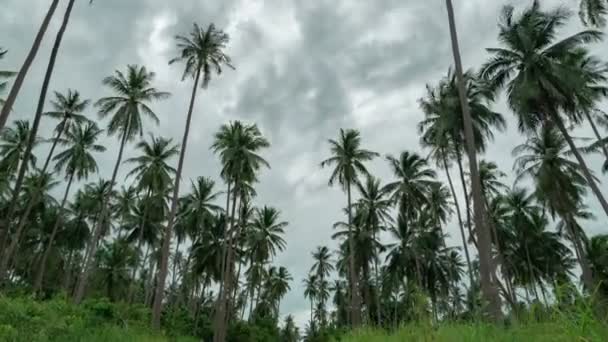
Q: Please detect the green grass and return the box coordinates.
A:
[342,322,607,342]
[0,295,197,342]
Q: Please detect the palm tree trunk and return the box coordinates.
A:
[0,0,60,129]
[152,67,202,329]
[170,238,181,306]
[0,196,38,281]
[443,155,475,288]
[128,240,145,304]
[0,0,75,264]
[346,179,362,327]
[565,215,594,291]
[214,178,240,342]
[372,224,382,325]
[62,249,74,293]
[584,111,608,161]
[551,112,608,216]
[454,146,477,248]
[34,171,75,292]
[445,0,502,320]
[0,0,76,256]
[73,126,129,304]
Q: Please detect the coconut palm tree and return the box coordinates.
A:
[34,122,105,291]
[586,234,608,295]
[3,0,81,237]
[0,48,16,107]
[303,274,318,327]
[0,120,37,175]
[248,206,288,265]
[579,0,608,27]
[73,65,168,304]
[0,171,58,280]
[41,90,91,172]
[155,23,234,330]
[114,186,138,239]
[310,246,333,326]
[444,0,503,319]
[513,126,594,289]
[385,151,437,226]
[0,0,60,129]
[320,128,378,326]
[480,1,608,217]
[211,121,269,340]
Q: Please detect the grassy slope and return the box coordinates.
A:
[342,320,608,342]
[0,296,196,342]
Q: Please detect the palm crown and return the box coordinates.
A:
[53,122,106,180]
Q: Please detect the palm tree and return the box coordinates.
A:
[3,0,81,238]
[155,23,234,330]
[444,0,503,320]
[211,121,269,340]
[0,171,58,280]
[0,0,60,129]
[0,120,37,175]
[303,274,318,327]
[385,151,437,224]
[265,266,292,317]
[586,234,608,295]
[114,186,138,239]
[0,120,38,265]
[310,246,333,326]
[0,48,16,107]
[513,125,594,289]
[73,65,168,304]
[280,315,300,342]
[34,122,105,292]
[96,239,137,301]
[320,128,378,326]
[579,0,608,27]
[480,1,608,217]
[248,206,288,265]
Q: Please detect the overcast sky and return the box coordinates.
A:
[2,0,607,328]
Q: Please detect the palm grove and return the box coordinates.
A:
[1,0,608,341]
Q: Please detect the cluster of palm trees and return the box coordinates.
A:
[2,0,608,340]
[301,0,608,336]
[0,4,297,339]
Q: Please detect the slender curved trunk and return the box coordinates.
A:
[346,179,362,327]
[454,147,477,248]
[551,112,608,216]
[584,111,608,161]
[445,0,502,320]
[62,249,74,293]
[372,223,382,325]
[34,171,75,292]
[0,0,60,129]
[73,126,129,304]
[0,195,39,281]
[443,155,475,288]
[129,189,151,303]
[565,215,594,291]
[152,67,201,329]
[214,177,240,342]
[0,0,75,257]
[0,0,75,258]
[171,238,181,305]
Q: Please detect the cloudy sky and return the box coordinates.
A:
[2,0,607,327]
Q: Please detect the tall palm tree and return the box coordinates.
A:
[480,1,608,217]
[73,65,168,304]
[514,126,595,290]
[42,90,90,172]
[0,120,37,175]
[320,128,378,326]
[34,122,105,292]
[155,23,234,330]
[248,206,288,265]
[385,151,437,224]
[444,0,503,320]
[303,274,318,327]
[12,90,91,248]
[0,48,16,107]
[0,171,58,280]
[0,0,60,129]
[3,0,80,238]
[0,120,38,260]
[310,246,333,327]
[579,0,608,27]
[211,121,269,341]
